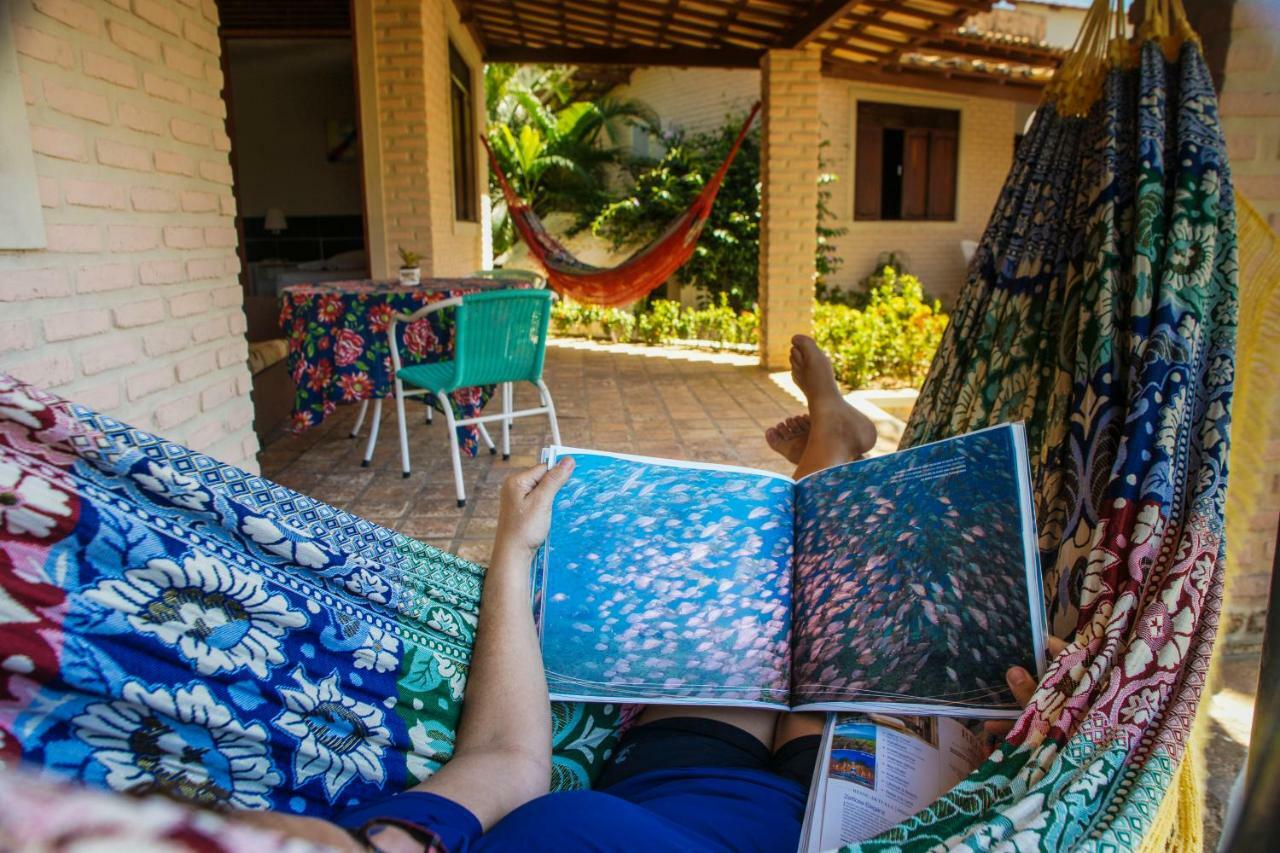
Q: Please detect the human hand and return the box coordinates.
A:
[982,635,1067,751]
[493,458,575,558]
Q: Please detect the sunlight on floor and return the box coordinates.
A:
[1209,687,1255,747]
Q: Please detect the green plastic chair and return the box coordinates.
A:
[372,289,560,506]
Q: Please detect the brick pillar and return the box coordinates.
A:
[758,49,820,369]
[355,0,435,278]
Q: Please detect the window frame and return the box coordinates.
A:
[447,41,478,224]
[853,101,960,224]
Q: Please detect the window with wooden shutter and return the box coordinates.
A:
[854,102,959,223]
[449,42,478,223]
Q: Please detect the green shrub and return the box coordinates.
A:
[549,267,944,389]
[812,267,947,389]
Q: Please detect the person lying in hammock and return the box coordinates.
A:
[240,335,1062,852]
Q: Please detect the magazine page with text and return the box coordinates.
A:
[798,713,987,852]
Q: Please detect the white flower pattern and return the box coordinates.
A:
[72,681,280,809]
[85,553,307,678]
[0,461,72,539]
[274,667,390,799]
[354,626,399,673]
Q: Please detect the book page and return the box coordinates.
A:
[791,425,1043,714]
[801,714,985,851]
[538,447,795,706]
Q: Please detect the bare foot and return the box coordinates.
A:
[790,335,844,405]
[790,335,878,460]
[766,414,810,464]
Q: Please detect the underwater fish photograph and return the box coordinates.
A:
[538,450,796,705]
[790,426,1041,711]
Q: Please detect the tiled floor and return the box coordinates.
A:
[258,340,813,564]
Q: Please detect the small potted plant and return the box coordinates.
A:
[397,247,421,285]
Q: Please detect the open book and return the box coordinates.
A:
[534,423,1046,718]
[798,713,987,851]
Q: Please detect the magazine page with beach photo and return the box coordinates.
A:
[534,423,1045,714]
[797,713,987,853]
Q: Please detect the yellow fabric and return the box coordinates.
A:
[248,338,289,375]
[1136,194,1279,853]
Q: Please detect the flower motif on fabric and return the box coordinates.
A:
[72,681,281,809]
[0,460,74,540]
[85,553,307,679]
[402,320,438,358]
[406,718,454,783]
[131,462,211,513]
[334,329,365,368]
[345,568,390,605]
[274,667,390,799]
[241,515,328,568]
[353,625,399,673]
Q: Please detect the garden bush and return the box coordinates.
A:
[549,265,947,389]
[812,267,948,389]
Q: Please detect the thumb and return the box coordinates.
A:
[1006,666,1038,708]
[533,456,574,502]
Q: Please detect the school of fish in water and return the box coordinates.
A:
[538,428,1035,710]
[791,429,1036,708]
[540,453,795,704]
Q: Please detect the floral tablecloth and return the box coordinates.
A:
[280,278,519,456]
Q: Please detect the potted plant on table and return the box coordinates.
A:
[398,247,421,285]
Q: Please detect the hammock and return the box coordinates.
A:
[0,374,622,814]
[485,103,761,307]
[865,0,1238,847]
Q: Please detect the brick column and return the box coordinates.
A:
[355,0,435,278]
[758,49,820,369]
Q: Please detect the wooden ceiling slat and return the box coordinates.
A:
[822,59,1043,103]
[469,0,1061,93]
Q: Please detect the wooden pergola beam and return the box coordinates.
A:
[822,59,1044,103]
[776,0,863,48]
[484,44,766,67]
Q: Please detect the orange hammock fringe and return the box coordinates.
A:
[483,102,761,307]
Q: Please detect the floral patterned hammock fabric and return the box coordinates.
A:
[0,374,622,819]
[861,23,1237,853]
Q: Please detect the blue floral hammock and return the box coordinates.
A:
[0,374,621,817]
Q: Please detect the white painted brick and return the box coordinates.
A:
[44,308,111,342]
[113,298,166,328]
[77,262,134,293]
[80,338,142,375]
[127,365,175,401]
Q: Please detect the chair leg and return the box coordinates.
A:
[362,397,383,467]
[350,399,369,439]
[439,392,466,507]
[425,402,433,425]
[393,380,411,479]
[477,422,497,455]
[537,379,561,446]
[501,381,511,461]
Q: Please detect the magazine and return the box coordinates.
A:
[797,713,987,851]
[534,423,1046,718]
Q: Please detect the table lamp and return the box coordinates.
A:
[264,208,287,234]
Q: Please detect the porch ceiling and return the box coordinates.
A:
[460,0,1064,101]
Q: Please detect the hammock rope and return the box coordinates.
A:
[484,102,761,307]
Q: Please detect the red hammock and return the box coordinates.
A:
[483,102,760,307]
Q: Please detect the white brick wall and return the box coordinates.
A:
[355,0,485,280]
[0,0,258,472]
[614,67,760,138]
[758,50,820,370]
[818,78,1017,308]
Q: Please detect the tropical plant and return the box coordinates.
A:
[592,116,846,311]
[485,64,658,256]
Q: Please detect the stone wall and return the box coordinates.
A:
[0,0,257,471]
